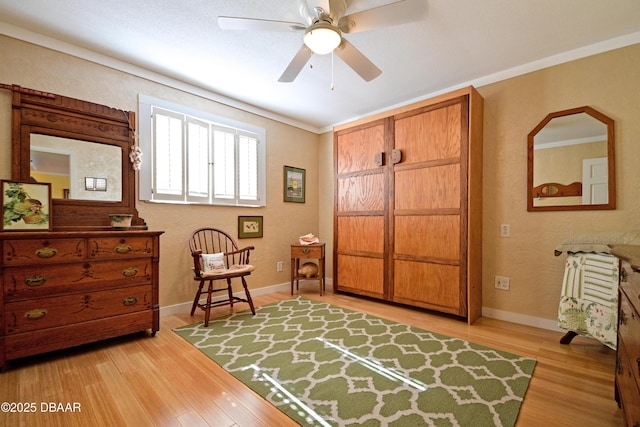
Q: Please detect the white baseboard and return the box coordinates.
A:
[161,280,561,333]
[160,280,309,317]
[482,307,563,332]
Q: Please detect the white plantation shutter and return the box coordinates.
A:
[187,119,209,201]
[213,127,236,200]
[238,133,258,201]
[139,95,265,206]
[153,110,184,199]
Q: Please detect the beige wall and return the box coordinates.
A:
[476,43,640,323]
[2,34,640,327]
[0,36,319,308]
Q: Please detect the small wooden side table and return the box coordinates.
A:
[291,243,325,296]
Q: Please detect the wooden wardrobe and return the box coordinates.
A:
[333,86,483,324]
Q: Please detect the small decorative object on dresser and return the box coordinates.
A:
[609,244,640,426]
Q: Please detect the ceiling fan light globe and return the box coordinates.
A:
[303,24,341,55]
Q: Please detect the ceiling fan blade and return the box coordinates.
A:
[338,0,427,34]
[334,39,382,82]
[278,44,314,82]
[218,16,305,32]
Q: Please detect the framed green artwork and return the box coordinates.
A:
[238,216,263,239]
[283,165,305,203]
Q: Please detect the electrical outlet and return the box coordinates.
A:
[495,276,510,290]
[500,224,511,237]
[276,261,283,272]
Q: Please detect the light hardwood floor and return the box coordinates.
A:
[0,288,624,426]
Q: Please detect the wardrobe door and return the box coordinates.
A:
[334,119,388,298]
[391,96,469,316]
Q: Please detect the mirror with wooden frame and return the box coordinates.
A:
[527,106,615,212]
[9,85,145,229]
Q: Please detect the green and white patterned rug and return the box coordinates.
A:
[174,297,536,426]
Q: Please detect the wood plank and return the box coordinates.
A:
[0,290,624,426]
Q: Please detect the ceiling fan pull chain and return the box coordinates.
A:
[331,51,335,91]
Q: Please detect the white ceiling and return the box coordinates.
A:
[1,0,640,133]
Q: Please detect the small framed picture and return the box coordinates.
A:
[238,216,263,239]
[283,165,305,203]
[2,180,52,231]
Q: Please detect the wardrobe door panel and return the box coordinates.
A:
[394,165,461,211]
[395,103,462,163]
[334,120,387,298]
[393,260,463,314]
[336,124,384,173]
[394,215,460,261]
[337,174,385,212]
[336,254,384,297]
[337,216,384,254]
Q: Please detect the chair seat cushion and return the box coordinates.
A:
[201,264,255,278]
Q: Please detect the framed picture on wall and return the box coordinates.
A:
[283,165,305,203]
[238,216,263,239]
[1,180,52,231]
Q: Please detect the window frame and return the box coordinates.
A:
[138,94,266,207]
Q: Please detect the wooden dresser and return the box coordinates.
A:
[0,230,162,370]
[610,245,640,426]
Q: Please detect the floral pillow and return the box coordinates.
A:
[201,252,226,273]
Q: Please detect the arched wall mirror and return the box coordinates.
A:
[9,85,144,229]
[527,106,615,212]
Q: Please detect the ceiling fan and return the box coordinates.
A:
[217,0,427,83]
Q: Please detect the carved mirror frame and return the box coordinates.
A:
[527,106,615,212]
[9,85,144,230]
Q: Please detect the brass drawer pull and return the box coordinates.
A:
[24,308,48,320]
[35,247,57,258]
[114,244,132,254]
[122,267,139,277]
[24,275,47,287]
[302,248,310,254]
[122,296,138,306]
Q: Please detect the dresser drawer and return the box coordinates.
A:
[291,244,324,259]
[2,238,85,265]
[621,261,640,314]
[88,236,154,259]
[4,258,153,300]
[4,284,153,334]
[619,291,640,387]
[616,340,640,426]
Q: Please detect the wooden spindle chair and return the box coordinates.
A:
[188,228,256,326]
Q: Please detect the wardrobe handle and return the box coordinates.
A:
[374,152,384,166]
[392,149,402,164]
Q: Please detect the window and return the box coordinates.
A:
[138,95,266,206]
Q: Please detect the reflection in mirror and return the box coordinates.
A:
[30,135,122,202]
[527,106,615,211]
